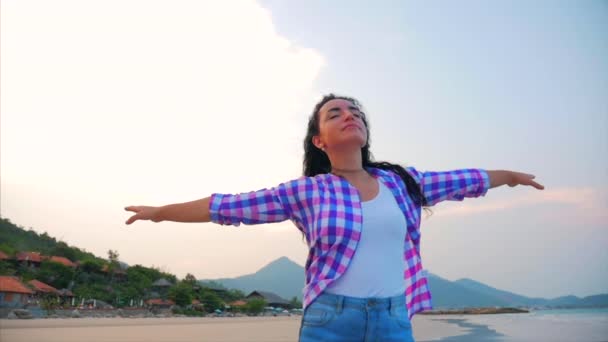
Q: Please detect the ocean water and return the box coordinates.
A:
[433,308,608,342]
[530,307,608,319]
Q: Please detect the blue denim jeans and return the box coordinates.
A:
[298,292,415,342]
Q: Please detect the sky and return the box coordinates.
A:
[1,0,606,299]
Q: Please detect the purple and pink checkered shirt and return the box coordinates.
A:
[209,166,490,319]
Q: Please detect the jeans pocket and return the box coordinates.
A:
[302,306,334,327]
[391,305,412,329]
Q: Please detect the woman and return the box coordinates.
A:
[125,94,544,341]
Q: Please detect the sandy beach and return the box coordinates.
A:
[1,311,607,342]
[0,315,466,342]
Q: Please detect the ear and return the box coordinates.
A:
[312,135,324,150]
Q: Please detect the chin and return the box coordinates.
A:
[335,138,367,149]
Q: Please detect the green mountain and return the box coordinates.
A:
[0,217,98,262]
[0,217,178,306]
[452,278,547,307]
[201,256,305,301]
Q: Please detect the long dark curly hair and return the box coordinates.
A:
[303,93,430,210]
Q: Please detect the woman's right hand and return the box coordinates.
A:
[124,206,162,225]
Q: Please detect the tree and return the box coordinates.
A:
[245,298,266,315]
[200,291,223,313]
[289,296,302,309]
[169,282,194,307]
[107,250,120,283]
[183,273,198,287]
[80,259,103,274]
[37,260,75,289]
[0,260,16,276]
[107,250,119,267]
[50,241,78,261]
[224,289,246,302]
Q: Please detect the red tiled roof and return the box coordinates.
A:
[28,279,59,294]
[0,251,10,260]
[229,300,247,307]
[49,256,77,268]
[16,251,43,263]
[146,299,175,306]
[0,276,34,294]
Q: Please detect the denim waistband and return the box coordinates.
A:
[313,291,406,312]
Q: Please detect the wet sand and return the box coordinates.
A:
[0,315,466,342]
[436,313,608,342]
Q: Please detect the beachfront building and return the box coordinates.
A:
[16,251,43,269]
[48,256,78,268]
[189,299,205,312]
[101,264,127,281]
[27,279,60,305]
[58,288,75,307]
[0,276,34,308]
[145,298,175,308]
[246,290,290,309]
[0,250,11,261]
[146,298,175,314]
[151,278,173,299]
[226,299,247,313]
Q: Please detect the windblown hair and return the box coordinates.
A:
[303,94,430,210]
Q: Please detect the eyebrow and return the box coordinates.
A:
[326,105,361,114]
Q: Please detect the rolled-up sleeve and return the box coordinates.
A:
[208,177,310,227]
[406,167,490,206]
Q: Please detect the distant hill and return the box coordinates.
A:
[203,258,608,309]
[427,274,511,308]
[0,217,100,263]
[201,256,305,301]
[452,278,547,307]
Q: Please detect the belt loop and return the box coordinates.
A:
[336,295,344,314]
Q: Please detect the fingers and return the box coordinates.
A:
[125,214,139,225]
[530,180,545,190]
[125,206,141,224]
[523,173,544,190]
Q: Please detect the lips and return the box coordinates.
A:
[342,124,360,131]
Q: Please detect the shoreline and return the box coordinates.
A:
[1,309,605,342]
[0,315,468,342]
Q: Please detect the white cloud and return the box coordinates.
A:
[428,187,608,226]
[1,0,323,278]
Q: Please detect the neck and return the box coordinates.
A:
[326,145,362,171]
[326,147,368,178]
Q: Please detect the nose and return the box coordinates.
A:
[343,109,357,121]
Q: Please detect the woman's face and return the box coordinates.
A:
[313,98,368,151]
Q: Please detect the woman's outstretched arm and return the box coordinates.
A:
[124,197,211,225]
[487,170,544,190]
[124,178,309,226]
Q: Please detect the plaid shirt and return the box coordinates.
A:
[209,166,490,319]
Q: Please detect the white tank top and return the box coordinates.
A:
[325,180,407,298]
